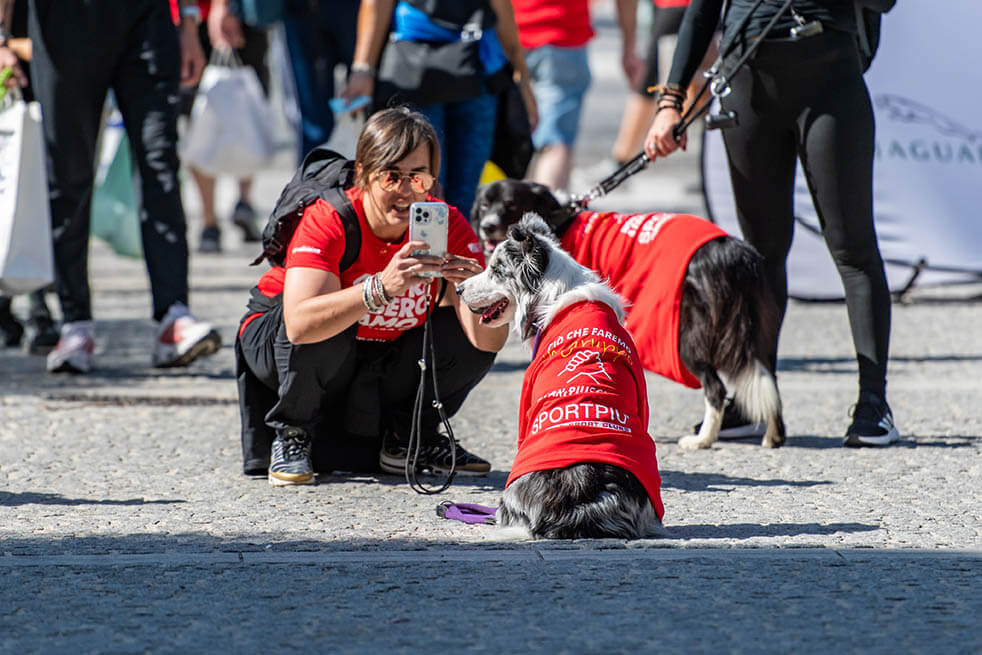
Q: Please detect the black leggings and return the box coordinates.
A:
[719,30,891,396]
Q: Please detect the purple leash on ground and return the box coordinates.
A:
[436,501,498,525]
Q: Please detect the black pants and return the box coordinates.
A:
[236,304,496,473]
[28,0,188,322]
[720,29,891,396]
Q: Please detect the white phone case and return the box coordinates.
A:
[409,201,449,277]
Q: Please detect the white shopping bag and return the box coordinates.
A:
[0,99,54,295]
[181,52,276,178]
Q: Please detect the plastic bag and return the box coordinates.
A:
[0,98,54,294]
[91,105,143,258]
[182,51,276,178]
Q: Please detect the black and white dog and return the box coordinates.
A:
[471,179,785,450]
[457,213,666,539]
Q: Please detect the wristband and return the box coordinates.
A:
[179,5,202,23]
[350,62,376,77]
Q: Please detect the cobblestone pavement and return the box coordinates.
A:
[1,7,980,654]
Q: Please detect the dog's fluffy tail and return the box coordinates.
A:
[730,358,782,425]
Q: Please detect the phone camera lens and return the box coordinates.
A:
[423,211,429,218]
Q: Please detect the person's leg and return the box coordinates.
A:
[430,91,497,216]
[611,4,686,163]
[25,288,59,355]
[526,45,591,193]
[376,306,496,474]
[415,104,449,193]
[0,296,23,347]
[228,23,269,242]
[27,1,112,326]
[111,0,189,322]
[719,61,798,369]
[281,0,357,160]
[242,303,360,483]
[797,37,891,411]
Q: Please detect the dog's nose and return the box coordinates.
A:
[455,283,465,296]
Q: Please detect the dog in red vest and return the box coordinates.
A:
[471,179,784,450]
[457,213,667,539]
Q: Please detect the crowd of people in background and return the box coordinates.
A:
[1,0,897,459]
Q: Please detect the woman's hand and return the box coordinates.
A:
[643,107,687,160]
[376,241,444,298]
[439,254,484,286]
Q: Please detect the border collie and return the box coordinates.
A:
[471,179,785,449]
[456,213,666,539]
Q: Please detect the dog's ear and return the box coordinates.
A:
[528,182,562,213]
[470,183,488,227]
[518,212,554,239]
[507,218,550,291]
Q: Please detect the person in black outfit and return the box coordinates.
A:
[644,0,898,447]
[1,0,223,374]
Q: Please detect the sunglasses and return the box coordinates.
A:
[376,169,435,194]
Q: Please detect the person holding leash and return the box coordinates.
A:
[644,0,898,447]
[236,107,509,486]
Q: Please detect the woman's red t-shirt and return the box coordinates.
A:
[249,187,483,342]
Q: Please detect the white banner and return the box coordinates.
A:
[702,1,982,299]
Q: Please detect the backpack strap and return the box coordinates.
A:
[323,186,361,273]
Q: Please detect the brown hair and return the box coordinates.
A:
[355,106,441,188]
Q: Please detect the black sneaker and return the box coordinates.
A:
[232,200,261,242]
[268,427,315,486]
[844,391,899,447]
[379,430,491,477]
[0,306,24,348]
[199,226,222,253]
[692,399,767,439]
[27,316,59,356]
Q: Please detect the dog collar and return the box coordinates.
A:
[530,328,544,358]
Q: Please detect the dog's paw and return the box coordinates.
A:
[678,435,712,450]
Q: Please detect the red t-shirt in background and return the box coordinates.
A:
[510,300,664,521]
[251,187,483,342]
[560,211,728,388]
[511,0,594,49]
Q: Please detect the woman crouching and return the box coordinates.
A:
[236,107,509,485]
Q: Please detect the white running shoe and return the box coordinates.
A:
[152,303,222,368]
[46,321,95,374]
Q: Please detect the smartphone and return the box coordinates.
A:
[408,201,449,278]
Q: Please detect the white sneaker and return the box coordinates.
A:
[46,321,95,374]
[152,303,222,368]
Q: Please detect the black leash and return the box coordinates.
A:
[405,281,456,494]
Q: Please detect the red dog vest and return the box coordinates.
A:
[559,212,727,388]
[510,301,664,521]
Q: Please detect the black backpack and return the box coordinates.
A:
[251,146,361,271]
